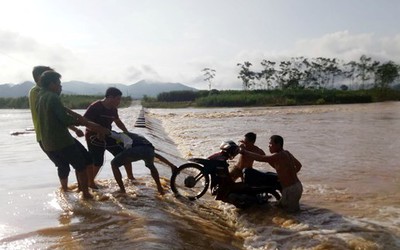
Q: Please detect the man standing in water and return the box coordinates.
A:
[37,71,108,199]
[230,132,265,182]
[29,66,85,191]
[239,135,303,212]
[84,87,134,188]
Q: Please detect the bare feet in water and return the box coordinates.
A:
[89,184,99,190]
[157,186,165,195]
[82,192,94,200]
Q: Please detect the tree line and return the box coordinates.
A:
[0,95,132,109]
[236,55,399,91]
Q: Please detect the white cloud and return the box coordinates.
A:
[292,31,400,63]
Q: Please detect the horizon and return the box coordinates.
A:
[1,79,193,87]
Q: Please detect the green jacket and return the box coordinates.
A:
[37,89,77,151]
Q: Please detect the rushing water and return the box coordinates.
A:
[1,102,399,249]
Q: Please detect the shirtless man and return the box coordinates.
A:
[239,135,303,212]
[230,132,265,182]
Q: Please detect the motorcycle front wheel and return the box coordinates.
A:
[170,163,210,200]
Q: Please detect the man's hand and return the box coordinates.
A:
[76,116,109,137]
[74,128,84,137]
[68,126,84,137]
[238,144,246,154]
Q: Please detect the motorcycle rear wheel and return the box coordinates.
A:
[170,163,210,200]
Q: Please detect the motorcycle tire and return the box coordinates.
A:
[170,163,210,201]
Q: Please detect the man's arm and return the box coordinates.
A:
[240,146,270,162]
[64,107,108,135]
[65,108,82,119]
[239,146,279,167]
[76,116,109,135]
[114,119,128,133]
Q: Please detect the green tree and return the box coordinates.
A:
[355,55,380,88]
[258,60,276,89]
[375,61,399,90]
[202,68,216,90]
[237,61,256,90]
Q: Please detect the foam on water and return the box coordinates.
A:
[147,103,400,249]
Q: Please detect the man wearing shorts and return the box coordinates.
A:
[37,71,108,199]
[84,87,133,188]
[108,131,164,195]
[29,66,85,191]
[239,135,303,212]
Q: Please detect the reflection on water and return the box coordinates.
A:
[1,103,400,249]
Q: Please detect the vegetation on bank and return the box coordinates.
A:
[0,95,132,109]
[141,88,400,108]
[143,54,400,108]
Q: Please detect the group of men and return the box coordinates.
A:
[231,132,303,213]
[29,65,303,212]
[29,66,164,199]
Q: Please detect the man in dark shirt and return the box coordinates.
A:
[84,87,133,188]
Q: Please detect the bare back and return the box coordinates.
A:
[270,150,300,188]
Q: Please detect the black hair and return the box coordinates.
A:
[32,66,53,84]
[105,87,122,98]
[245,132,257,143]
[270,135,284,147]
[40,71,62,89]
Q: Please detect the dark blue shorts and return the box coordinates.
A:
[111,145,155,169]
[46,139,92,178]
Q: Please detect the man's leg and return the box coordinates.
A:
[66,141,94,199]
[40,142,71,192]
[148,165,164,195]
[87,164,101,189]
[76,168,92,199]
[123,162,135,180]
[60,178,69,191]
[144,151,164,195]
[109,145,135,180]
[86,142,106,188]
[111,165,126,193]
[56,159,71,192]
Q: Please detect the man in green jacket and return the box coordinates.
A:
[37,70,108,199]
[29,66,85,191]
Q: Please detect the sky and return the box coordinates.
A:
[0,0,399,90]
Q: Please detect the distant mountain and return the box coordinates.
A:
[0,81,34,98]
[0,80,197,99]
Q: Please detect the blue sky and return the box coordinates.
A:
[0,0,399,89]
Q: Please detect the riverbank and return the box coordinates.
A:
[142,88,400,108]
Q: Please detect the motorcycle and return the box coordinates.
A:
[170,140,282,208]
